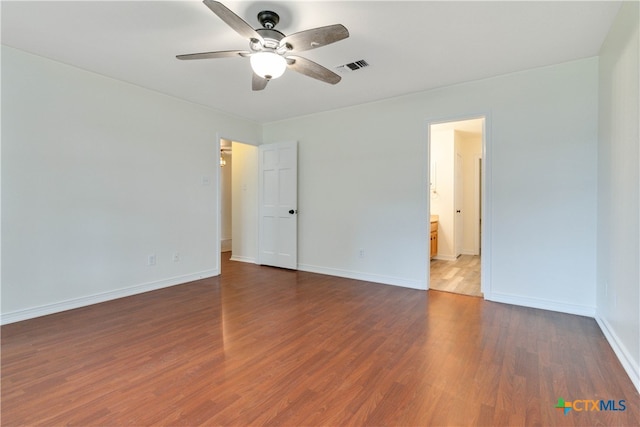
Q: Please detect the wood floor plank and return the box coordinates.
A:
[2,256,638,426]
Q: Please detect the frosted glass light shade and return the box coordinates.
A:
[250,52,287,79]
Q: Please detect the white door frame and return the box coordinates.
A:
[474,155,482,255]
[216,135,223,274]
[426,113,492,297]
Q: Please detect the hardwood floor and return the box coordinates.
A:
[430,255,482,297]
[2,256,638,426]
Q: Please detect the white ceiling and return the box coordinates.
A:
[2,1,621,123]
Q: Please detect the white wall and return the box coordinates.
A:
[263,57,599,313]
[1,46,261,323]
[230,141,259,263]
[596,1,640,391]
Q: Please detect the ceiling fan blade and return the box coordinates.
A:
[280,24,349,53]
[203,0,264,43]
[252,73,269,91]
[286,56,341,85]
[176,50,250,60]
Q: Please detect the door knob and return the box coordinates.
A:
[289,209,297,214]
[456,210,461,213]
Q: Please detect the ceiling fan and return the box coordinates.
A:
[177,0,349,91]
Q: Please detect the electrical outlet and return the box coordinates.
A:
[173,252,180,262]
[148,254,157,266]
[359,249,365,259]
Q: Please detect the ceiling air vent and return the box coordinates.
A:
[335,59,370,74]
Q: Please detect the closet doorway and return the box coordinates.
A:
[428,117,484,297]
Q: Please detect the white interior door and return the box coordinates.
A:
[258,141,298,269]
[455,152,463,257]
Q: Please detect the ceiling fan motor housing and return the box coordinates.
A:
[253,10,286,52]
[257,10,279,29]
[254,28,285,50]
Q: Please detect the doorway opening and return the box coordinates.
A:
[428,117,485,297]
[220,139,232,255]
[218,138,259,274]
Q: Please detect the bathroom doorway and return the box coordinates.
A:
[428,117,484,297]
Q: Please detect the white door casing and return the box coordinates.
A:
[258,141,298,269]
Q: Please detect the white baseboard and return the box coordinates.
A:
[298,263,426,290]
[486,291,596,317]
[0,269,219,325]
[595,314,640,394]
[221,239,232,252]
[229,255,256,264]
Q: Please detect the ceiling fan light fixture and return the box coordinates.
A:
[250,51,286,79]
[176,2,349,90]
